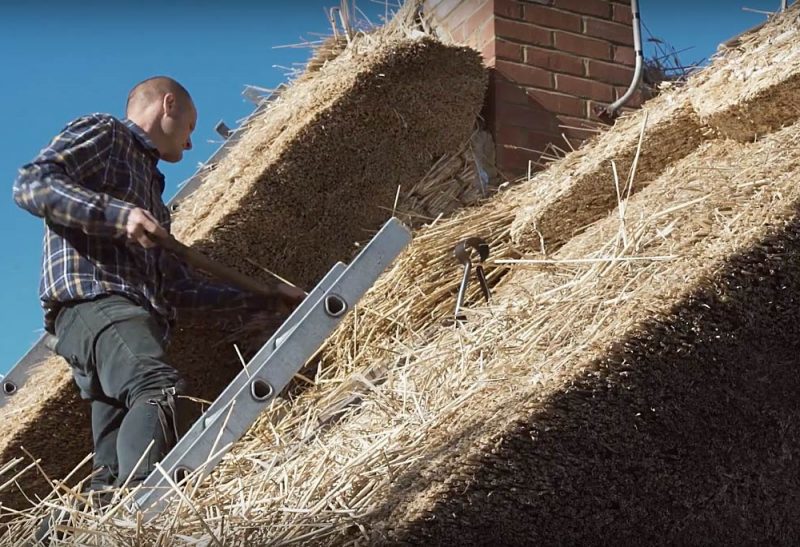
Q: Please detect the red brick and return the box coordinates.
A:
[495,101,549,130]
[524,46,584,76]
[496,17,553,46]
[444,0,491,30]
[555,73,614,101]
[463,16,495,49]
[496,145,534,172]
[494,0,523,19]
[554,31,611,60]
[585,17,634,46]
[478,15,496,46]
[613,44,635,66]
[496,59,554,88]
[612,2,633,25]
[527,88,586,117]
[558,114,601,132]
[497,39,523,61]
[482,39,496,64]
[464,0,495,37]
[523,4,582,32]
[614,85,644,107]
[586,58,634,86]
[495,125,527,147]
[558,114,603,141]
[529,131,561,153]
[553,0,611,18]
[494,79,531,105]
[496,144,551,175]
[426,0,462,21]
[450,23,467,43]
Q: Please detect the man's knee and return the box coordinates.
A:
[117,354,181,407]
[129,379,189,446]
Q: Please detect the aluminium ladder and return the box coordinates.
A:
[133,217,411,520]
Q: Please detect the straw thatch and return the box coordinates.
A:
[4,2,800,545]
[508,92,708,254]
[170,36,486,288]
[689,8,800,141]
[0,2,486,518]
[0,357,92,522]
[365,127,800,543]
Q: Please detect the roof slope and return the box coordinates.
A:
[6,3,800,544]
[0,2,486,522]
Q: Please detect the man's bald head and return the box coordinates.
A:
[126,76,192,116]
[125,76,197,163]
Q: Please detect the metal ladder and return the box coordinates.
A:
[0,335,56,406]
[133,217,411,520]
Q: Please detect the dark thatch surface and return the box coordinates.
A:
[368,208,800,546]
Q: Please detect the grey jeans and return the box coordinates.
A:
[54,294,183,489]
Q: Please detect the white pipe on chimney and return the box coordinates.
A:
[604,0,643,118]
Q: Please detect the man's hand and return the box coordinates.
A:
[126,207,169,248]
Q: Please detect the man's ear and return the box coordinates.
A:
[163,92,176,115]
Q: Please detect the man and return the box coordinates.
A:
[12,76,301,494]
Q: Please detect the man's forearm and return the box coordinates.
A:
[13,165,132,238]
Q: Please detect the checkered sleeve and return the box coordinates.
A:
[12,115,134,238]
[159,250,270,312]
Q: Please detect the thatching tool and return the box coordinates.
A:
[454,237,491,322]
[147,232,307,309]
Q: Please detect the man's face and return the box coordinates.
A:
[159,93,196,163]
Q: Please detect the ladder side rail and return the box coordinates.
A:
[200,262,346,421]
[136,218,411,517]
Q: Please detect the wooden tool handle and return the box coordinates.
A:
[154,233,277,299]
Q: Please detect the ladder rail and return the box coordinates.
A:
[200,262,346,422]
[135,218,411,519]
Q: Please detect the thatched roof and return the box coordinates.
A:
[0,0,486,526]
[5,2,800,544]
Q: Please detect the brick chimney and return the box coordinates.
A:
[424,0,642,179]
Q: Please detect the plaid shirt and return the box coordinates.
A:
[13,113,260,334]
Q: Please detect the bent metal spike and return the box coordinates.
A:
[453,236,491,322]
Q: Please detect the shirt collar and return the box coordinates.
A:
[122,118,161,159]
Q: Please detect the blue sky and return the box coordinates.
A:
[0,0,788,373]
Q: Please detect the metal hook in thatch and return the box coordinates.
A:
[454,237,491,323]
